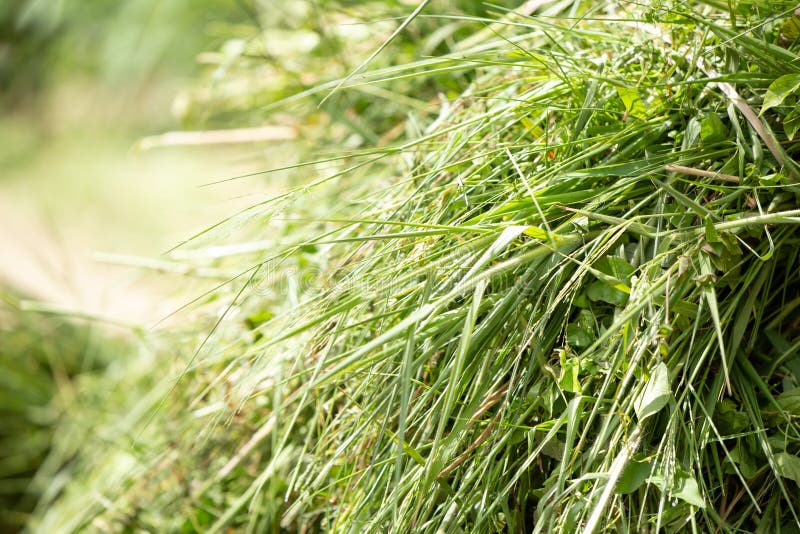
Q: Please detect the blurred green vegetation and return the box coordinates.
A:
[0,0,249,105]
[0,2,254,531]
[0,293,131,532]
[169,0,521,129]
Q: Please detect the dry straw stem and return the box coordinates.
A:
[665,164,740,183]
[137,125,298,150]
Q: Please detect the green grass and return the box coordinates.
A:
[0,291,132,532]
[21,1,800,532]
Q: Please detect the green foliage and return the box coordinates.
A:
[634,362,671,422]
[0,0,247,103]
[0,292,127,531]
[22,1,800,533]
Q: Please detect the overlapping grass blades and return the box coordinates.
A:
[0,292,130,532]
[31,1,800,532]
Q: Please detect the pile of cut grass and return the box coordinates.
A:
[29,1,800,532]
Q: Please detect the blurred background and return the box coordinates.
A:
[0,0,266,324]
[0,2,267,529]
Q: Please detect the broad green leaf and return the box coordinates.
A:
[708,237,741,281]
[768,435,790,453]
[566,323,594,349]
[648,470,705,508]
[595,257,635,284]
[725,443,757,479]
[787,357,800,384]
[616,458,653,494]
[587,280,627,306]
[784,109,800,141]
[671,299,698,318]
[634,362,671,421]
[718,232,742,257]
[714,399,750,435]
[778,15,800,45]
[572,292,591,309]
[566,310,595,349]
[762,74,800,112]
[774,452,800,484]
[587,256,634,305]
[558,352,582,393]
[759,173,781,186]
[776,388,800,415]
[540,438,565,459]
[700,113,728,144]
[529,428,566,459]
[704,217,720,243]
[616,86,646,118]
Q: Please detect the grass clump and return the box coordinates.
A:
[27,1,800,532]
